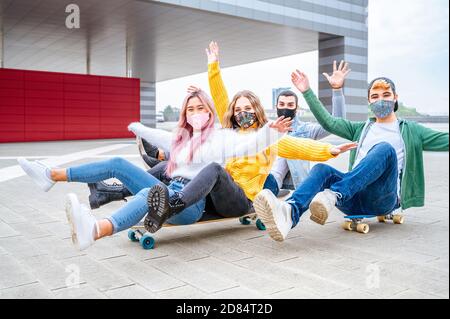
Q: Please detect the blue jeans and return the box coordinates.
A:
[165,179,205,225]
[66,157,205,233]
[263,173,280,196]
[287,142,400,227]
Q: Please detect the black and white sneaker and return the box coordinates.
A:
[142,138,160,159]
[137,137,161,169]
[142,155,161,169]
[144,183,185,233]
[87,181,131,209]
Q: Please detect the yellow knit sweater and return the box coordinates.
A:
[208,61,335,201]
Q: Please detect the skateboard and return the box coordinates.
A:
[131,138,267,249]
[342,213,405,234]
[127,211,266,250]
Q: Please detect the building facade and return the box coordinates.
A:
[0,0,368,139]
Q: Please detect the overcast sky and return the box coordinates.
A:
[156,0,449,115]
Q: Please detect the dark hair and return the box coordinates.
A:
[277,90,298,108]
[368,77,399,112]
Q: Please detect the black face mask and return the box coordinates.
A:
[277,108,297,120]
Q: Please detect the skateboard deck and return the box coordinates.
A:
[342,213,405,234]
[128,210,265,249]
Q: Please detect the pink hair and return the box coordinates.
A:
[165,90,217,177]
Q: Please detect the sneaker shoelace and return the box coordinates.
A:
[329,191,343,206]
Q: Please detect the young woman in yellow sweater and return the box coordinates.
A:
[141,42,356,232]
[203,42,356,200]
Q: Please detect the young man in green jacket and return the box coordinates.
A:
[254,70,449,242]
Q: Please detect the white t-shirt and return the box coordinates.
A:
[354,121,404,196]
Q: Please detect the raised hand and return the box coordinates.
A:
[329,142,358,156]
[322,60,351,89]
[291,70,310,93]
[187,85,201,94]
[205,41,220,64]
[269,116,294,133]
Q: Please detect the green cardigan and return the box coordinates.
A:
[303,89,449,210]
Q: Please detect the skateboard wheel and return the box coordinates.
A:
[377,216,387,223]
[342,221,353,231]
[356,223,369,234]
[239,217,251,225]
[256,219,266,231]
[140,234,155,250]
[127,230,139,242]
[393,215,405,224]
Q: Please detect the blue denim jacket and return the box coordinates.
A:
[280,90,347,189]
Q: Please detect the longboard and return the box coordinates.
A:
[128,210,266,249]
[342,213,405,234]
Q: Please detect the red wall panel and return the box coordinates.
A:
[0,69,25,142]
[0,69,23,80]
[0,68,140,143]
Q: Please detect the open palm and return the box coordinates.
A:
[291,70,310,93]
[322,60,351,89]
[269,116,294,133]
[330,142,358,156]
[187,85,201,94]
[205,41,220,64]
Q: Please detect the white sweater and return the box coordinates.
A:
[128,122,284,180]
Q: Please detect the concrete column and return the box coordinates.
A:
[126,40,132,78]
[0,11,4,68]
[86,36,91,75]
[140,81,156,128]
[319,35,369,121]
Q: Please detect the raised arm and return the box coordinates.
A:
[206,41,229,127]
[331,89,347,118]
[325,60,350,119]
[309,60,349,140]
[291,69,362,141]
[274,135,357,162]
[128,122,173,154]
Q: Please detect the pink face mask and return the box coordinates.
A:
[187,113,210,130]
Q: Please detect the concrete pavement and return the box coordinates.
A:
[0,133,448,299]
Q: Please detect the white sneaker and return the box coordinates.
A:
[65,193,98,251]
[254,189,293,242]
[17,157,55,192]
[309,189,337,225]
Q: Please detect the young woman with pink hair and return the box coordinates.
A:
[17,88,292,251]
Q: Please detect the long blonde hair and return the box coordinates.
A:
[222,90,268,129]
